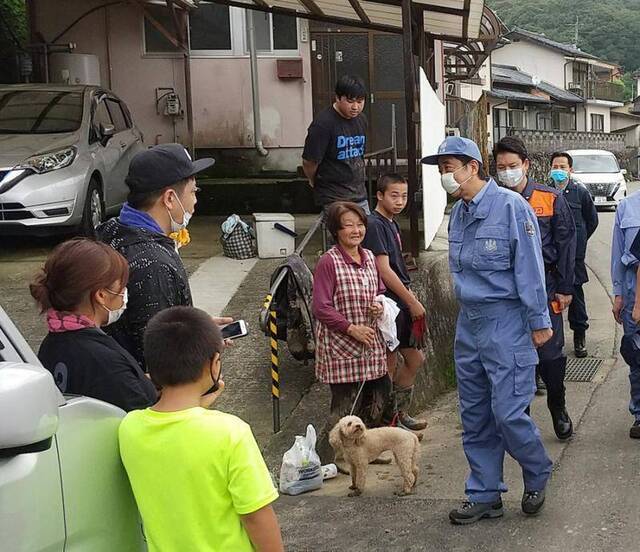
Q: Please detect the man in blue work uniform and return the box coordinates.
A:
[549,152,598,358]
[611,191,640,439]
[422,137,553,525]
[494,137,577,441]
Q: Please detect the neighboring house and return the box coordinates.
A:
[27,0,493,174]
[490,27,625,139]
[611,101,640,148]
[488,64,583,143]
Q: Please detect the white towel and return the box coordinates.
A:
[375,294,400,351]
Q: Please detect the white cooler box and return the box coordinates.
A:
[253,213,296,259]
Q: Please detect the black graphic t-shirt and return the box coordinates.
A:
[302,106,367,206]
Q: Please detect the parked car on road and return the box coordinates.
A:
[565,149,627,208]
[0,84,144,236]
[0,305,144,551]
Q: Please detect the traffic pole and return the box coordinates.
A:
[270,307,280,433]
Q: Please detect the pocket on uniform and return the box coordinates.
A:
[513,346,538,396]
[472,225,511,271]
[448,229,464,273]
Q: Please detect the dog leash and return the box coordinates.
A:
[349,309,377,416]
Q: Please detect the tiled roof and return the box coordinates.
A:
[488,89,551,103]
[492,64,584,104]
[507,27,599,60]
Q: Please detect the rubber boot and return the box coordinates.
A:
[395,385,427,431]
[574,330,588,358]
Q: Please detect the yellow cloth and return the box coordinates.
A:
[119,407,278,552]
[168,227,191,247]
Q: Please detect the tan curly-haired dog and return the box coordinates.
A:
[329,415,420,497]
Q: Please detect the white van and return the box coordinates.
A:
[565,149,627,208]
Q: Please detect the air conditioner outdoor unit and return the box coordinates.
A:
[446,127,461,137]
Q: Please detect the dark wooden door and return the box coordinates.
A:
[310,27,406,155]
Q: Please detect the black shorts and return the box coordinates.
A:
[394,307,413,351]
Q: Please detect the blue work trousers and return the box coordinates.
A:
[455,301,553,503]
[620,301,640,421]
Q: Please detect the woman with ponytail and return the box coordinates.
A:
[30,238,157,411]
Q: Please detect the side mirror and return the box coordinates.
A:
[0,363,59,457]
[100,123,116,144]
[621,168,627,176]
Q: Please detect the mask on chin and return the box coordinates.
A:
[167,192,192,248]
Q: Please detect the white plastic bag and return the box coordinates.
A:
[279,424,323,495]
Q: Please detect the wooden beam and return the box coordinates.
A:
[165,0,186,48]
[401,0,420,257]
[252,0,269,7]
[129,0,182,50]
[298,0,324,16]
[462,0,470,39]
[347,0,371,25]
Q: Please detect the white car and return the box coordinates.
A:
[0,306,144,551]
[0,84,144,236]
[565,149,627,208]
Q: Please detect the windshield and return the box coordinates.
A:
[571,153,620,174]
[0,90,83,134]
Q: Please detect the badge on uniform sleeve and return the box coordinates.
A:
[524,220,536,237]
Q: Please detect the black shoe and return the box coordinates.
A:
[449,500,504,525]
[630,420,640,439]
[574,332,588,358]
[535,374,546,396]
[551,408,573,440]
[522,489,546,515]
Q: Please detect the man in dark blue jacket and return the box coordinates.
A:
[549,152,599,358]
[494,137,577,441]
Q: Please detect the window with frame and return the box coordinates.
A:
[536,111,552,131]
[143,5,181,54]
[190,2,232,51]
[509,109,525,129]
[245,11,298,53]
[105,99,129,132]
[591,113,605,132]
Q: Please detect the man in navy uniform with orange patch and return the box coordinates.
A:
[493,137,576,441]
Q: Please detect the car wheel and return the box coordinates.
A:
[81,179,104,238]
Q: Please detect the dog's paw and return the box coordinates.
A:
[394,489,415,497]
[348,489,362,497]
[349,484,357,490]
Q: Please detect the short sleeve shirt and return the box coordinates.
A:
[302,107,367,206]
[119,407,278,552]
[362,211,411,306]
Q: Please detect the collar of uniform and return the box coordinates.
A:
[522,178,536,200]
[336,244,369,267]
[468,178,497,219]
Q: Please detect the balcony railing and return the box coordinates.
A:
[568,80,625,103]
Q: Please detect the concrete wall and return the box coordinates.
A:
[492,41,567,88]
[509,128,627,154]
[33,1,313,170]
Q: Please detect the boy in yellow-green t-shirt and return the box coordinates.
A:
[119,306,283,552]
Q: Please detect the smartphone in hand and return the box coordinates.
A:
[220,320,249,340]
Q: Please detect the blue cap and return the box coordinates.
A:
[421,136,483,165]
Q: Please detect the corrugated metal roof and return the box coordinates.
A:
[492,64,584,104]
[205,0,485,39]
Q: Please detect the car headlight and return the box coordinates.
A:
[15,147,77,174]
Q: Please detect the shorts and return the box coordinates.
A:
[394,306,413,351]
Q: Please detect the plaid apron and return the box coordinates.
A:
[315,246,387,384]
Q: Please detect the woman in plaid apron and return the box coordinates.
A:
[312,202,390,438]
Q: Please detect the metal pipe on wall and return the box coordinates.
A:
[247,10,268,157]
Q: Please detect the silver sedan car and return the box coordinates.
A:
[0,84,144,236]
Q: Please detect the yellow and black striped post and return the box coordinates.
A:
[269,307,281,433]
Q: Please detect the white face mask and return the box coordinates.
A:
[498,168,525,188]
[102,288,128,326]
[167,192,192,233]
[440,164,471,195]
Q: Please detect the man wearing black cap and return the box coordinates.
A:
[97,143,228,368]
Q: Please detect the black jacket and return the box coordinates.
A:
[39,328,158,412]
[521,179,576,295]
[97,218,192,368]
[551,178,599,260]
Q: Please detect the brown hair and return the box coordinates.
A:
[144,306,223,387]
[325,201,368,240]
[30,238,129,314]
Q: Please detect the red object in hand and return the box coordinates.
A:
[410,317,427,348]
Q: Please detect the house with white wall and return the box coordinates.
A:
[490,27,624,138]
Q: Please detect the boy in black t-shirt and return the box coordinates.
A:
[302,75,370,214]
[362,174,428,431]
